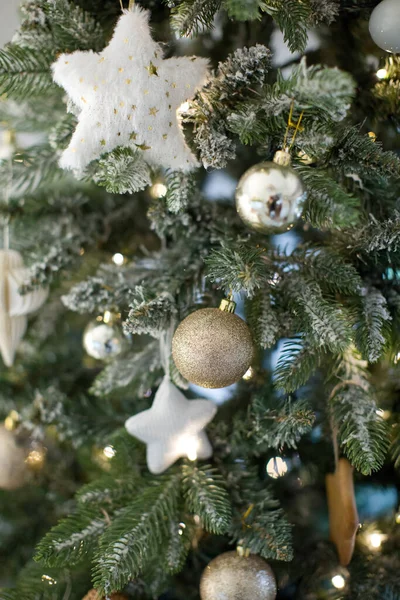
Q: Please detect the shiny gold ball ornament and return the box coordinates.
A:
[172,298,254,389]
[200,551,277,600]
[235,150,306,233]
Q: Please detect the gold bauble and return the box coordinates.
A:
[82,590,127,600]
[200,551,277,600]
[172,305,253,389]
[236,153,306,233]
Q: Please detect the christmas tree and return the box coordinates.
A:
[1,0,400,598]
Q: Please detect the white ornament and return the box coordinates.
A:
[125,375,216,474]
[52,6,209,174]
[0,250,48,367]
[369,0,400,53]
[0,426,27,490]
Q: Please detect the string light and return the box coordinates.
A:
[103,445,116,458]
[112,252,125,266]
[366,531,387,549]
[331,574,346,590]
[395,512,400,524]
[25,447,46,469]
[103,310,112,324]
[266,456,288,479]
[376,408,391,420]
[376,68,388,79]
[4,409,19,431]
[149,182,167,198]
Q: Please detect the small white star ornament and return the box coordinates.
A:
[0,250,48,367]
[125,375,217,474]
[52,6,209,174]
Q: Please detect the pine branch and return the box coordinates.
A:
[93,473,181,593]
[289,279,352,353]
[35,507,110,567]
[163,512,193,574]
[90,341,161,397]
[300,168,361,229]
[354,288,391,363]
[44,0,105,52]
[206,243,271,297]
[94,147,152,195]
[181,463,232,534]
[77,475,142,508]
[0,145,59,199]
[249,393,315,449]
[274,337,322,393]
[230,488,293,561]
[329,383,389,475]
[246,292,280,349]
[260,0,311,53]
[124,287,177,338]
[170,0,222,37]
[0,44,54,99]
[165,170,197,214]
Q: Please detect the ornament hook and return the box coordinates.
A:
[282,99,304,154]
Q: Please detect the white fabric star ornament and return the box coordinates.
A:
[52,6,209,174]
[125,375,217,474]
[0,250,48,367]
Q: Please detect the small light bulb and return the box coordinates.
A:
[103,310,112,324]
[395,351,400,364]
[376,68,388,79]
[112,252,124,266]
[103,445,116,459]
[395,512,400,524]
[331,574,346,589]
[368,532,385,549]
[266,457,288,479]
[149,183,167,198]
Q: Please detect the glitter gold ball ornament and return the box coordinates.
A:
[200,551,277,600]
[172,298,254,389]
[0,425,27,490]
[369,0,400,53]
[83,316,124,360]
[235,151,306,234]
[82,590,127,600]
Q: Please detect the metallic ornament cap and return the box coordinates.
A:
[219,297,236,313]
[273,149,291,167]
[200,551,277,600]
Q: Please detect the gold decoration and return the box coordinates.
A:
[326,458,359,566]
[145,61,159,76]
[200,551,277,600]
[172,299,254,389]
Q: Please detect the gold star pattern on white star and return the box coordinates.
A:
[0,250,48,367]
[52,6,209,174]
[125,376,217,474]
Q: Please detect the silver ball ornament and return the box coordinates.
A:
[369,0,400,53]
[83,319,123,360]
[200,551,277,600]
[236,152,306,233]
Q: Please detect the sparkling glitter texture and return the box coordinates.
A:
[235,159,306,233]
[200,551,277,600]
[172,308,254,389]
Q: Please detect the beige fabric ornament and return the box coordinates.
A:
[200,551,277,600]
[326,457,359,566]
[172,298,254,388]
[0,425,27,490]
[52,6,209,174]
[125,375,216,474]
[0,250,48,367]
